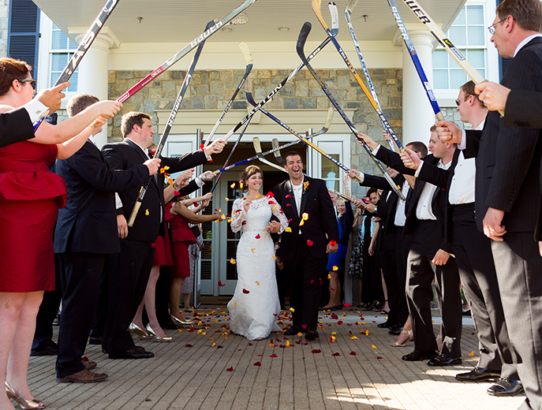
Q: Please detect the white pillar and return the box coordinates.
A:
[397,28,437,146]
[72,28,119,148]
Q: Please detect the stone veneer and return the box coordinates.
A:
[0,0,9,58]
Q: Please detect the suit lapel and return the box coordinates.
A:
[124,139,158,188]
[300,178,308,216]
[285,179,299,217]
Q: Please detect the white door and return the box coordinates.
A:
[308,134,351,190]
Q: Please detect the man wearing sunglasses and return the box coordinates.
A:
[0,81,69,148]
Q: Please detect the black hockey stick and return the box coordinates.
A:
[297,22,404,199]
[34,0,120,131]
[202,43,253,149]
[127,21,213,227]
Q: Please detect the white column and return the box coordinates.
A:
[397,28,437,146]
[72,28,119,147]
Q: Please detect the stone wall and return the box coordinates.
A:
[0,0,9,58]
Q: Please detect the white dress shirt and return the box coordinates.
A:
[416,160,451,220]
[291,178,303,234]
[23,99,49,123]
[394,179,409,226]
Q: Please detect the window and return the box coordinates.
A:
[433,5,486,90]
[50,23,78,91]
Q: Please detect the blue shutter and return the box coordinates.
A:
[8,0,41,84]
[496,0,512,80]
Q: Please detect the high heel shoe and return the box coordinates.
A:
[146,324,172,343]
[391,330,413,347]
[5,382,44,409]
[129,323,149,340]
[170,314,192,326]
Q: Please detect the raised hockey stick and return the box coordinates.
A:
[99,0,258,126]
[246,91,364,184]
[34,0,120,131]
[253,137,286,172]
[202,43,253,148]
[344,0,398,152]
[271,138,285,165]
[220,2,339,142]
[211,109,334,175]
[127,21,213,227]
[385,0,444,121]
[297,22,405,200]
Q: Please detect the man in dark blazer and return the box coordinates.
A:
[475,81,542,129]
[0,82,68,148]
[356,130,462,365]
[53,95,161,383]
[102,111,226,359]
[272,151,339,341]
[349,141,427,336]
[403,81,521,396]
[437,1,542,407]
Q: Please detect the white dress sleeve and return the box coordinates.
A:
[269,199,289,234]
[231,198,248,233]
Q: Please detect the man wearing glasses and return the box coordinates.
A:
[402,81,521,397]
[0,81,69,148]
[437,0,542,408]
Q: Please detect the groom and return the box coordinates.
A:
[273,151,339,340]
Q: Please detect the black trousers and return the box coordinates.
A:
[491,233,542,410]
[155,266,172,326]
[103,239,154,357]
[406,220,462,357]
[451,204,519,378]
[284,235,327,330]
[56,252,106,378]
[395,227,411,326]
[379,232,399,325]
[32,256,62,351]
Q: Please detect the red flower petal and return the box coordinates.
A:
[301,325,308,329]
[243,289,250,294]
[285,194,291,198]
[329,287,335,291]
[377,356,383,359]
[242,221,246,225]
[329,240,337,246]
[343,303,351,308]
[269,201,275,205]
[332,352,340,356]
[331,313,338,320]
[287,218,292,223]
[218,281,226,287]
[227,367,233,372]
[266,192,274,198]
[337,321,343,325]
[311,349,321,354]
[307,240,314,246]
[185,344,193,347]
[248,343,253,346]
[151,243,157,248]
[350,351,356,356]
[255,234,261,239]
[254,361,262,366]
[217,346,223,349]
[270,354,278,358]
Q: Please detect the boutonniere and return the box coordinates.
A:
[303,181,310,194]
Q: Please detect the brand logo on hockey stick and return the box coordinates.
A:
[391,7,410,40]
[404,1,431,24]
[443,39,466,61]
[424,82,436,101]
[190,22,223,48]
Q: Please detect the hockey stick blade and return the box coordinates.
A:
[271,139,284,165]
[253,137,286,172]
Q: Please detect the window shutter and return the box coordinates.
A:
[496,0,512,79]
[8,0,40,82]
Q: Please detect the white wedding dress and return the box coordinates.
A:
[227,196,289,340]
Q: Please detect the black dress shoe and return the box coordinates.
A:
[388,324,402,335]
[88,336,102,345]
[402,350,438,361]
[305,330,319,341]
[30,344,58,356]
[284,326,303,336]
[162,321,182,330]
[108,347,154,359]
[487,378,523,396]
[455,367,501,382]
[427,354,462,366]
[377,321,392,329]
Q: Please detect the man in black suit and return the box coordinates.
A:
[0,82,68,148]
[272,151,339,341]
[53,95,161,383]
[349,141,427,336]
[402,81,521,396]
[356,129,462,366]
[438,1,542,407]
[475,81,542,129]
[102,112,226,359]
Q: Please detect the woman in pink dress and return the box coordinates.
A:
[0,58,120,410]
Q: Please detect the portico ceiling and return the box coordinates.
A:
[33,0,466,45]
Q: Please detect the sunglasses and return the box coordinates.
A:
[17,78,36,88]
[455,95,472,106]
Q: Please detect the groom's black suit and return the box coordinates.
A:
[273,176,339,331]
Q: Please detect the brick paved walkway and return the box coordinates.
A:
[26,307,524,410]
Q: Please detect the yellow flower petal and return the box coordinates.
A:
[272,255,276,260]
[371,344,377,349]
[302,213,309,221]
[234,301,237,307]
[225,197,229,201]
[230,258,236,264]
[333,266,339,271]
[255,281,260,285]
[219,208,222,213]
[240,182,244,189]
[365,330,369,336]
[273,205,278,210]
[297,332,302,337]
[251,248,255,253]
[468,351,474,357]
[164,166,170,171]
[299,220,305,226]
[350,336,359,340]
[289,307,295,312]
[221,214,226,220]
[230,183,236,189]
[328,273,332,279]
[145,209,149,216]
[285,227,292,233]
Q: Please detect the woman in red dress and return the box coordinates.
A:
[0,58,121,410]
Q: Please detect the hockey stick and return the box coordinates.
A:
[95,0,258,129]
[297,22,405,200]
[127,21,213,227]
[314,0,403,153]
[246,91,364,183]
[271,138,285,165]
[400,0,485,85]
[385,0,444,121]
[202,43,253,149]
[211,110,333,175]
[220,2,339,143]
[344,0,398,152]
[34,0,120,131]
[253,137,286,172]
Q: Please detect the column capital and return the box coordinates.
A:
[392,24,438,50]
[69,26,120,51]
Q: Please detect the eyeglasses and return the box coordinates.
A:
[488,17,507,35]
[455,95,472,106]
[17,78,36,88]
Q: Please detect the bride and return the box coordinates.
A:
[228,165,289,340]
